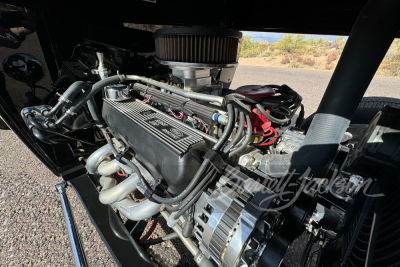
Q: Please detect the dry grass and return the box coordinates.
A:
[239,46,400,78]
[239,34,400,77]
[239,54,339,71]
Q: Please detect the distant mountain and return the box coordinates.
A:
[242,31,348,43]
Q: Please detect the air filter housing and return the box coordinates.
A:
[154,27,242,65]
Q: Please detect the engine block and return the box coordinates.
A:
[102,98,208,194]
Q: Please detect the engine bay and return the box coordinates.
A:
[14,23,400,267]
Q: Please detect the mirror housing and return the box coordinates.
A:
[2,53,45,85]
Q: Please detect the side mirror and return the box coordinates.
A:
[2,53,45,85]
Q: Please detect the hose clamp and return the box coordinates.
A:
[66,109,76,116]
[119,74,126,82]
[58,95,72,104]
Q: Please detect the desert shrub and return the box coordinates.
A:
[379,54,400,76]
[240,35,271,57]
[274,34,306,53]
[240,35,261,57]
[305,37,317,46]
[335,36,346,44]
[303,57,316,66]
[241,35,254,52]
[292,46,314,55]
[281,56,290,64]
[305,46,317,54]
[317,49,330,56]
[258,42,270,57]
[327,52,339,64]
[261,51,271,57]
[270,51,279,57]
[316,38,332,46]
[294,54,304,63]
[293,48,305,55]
[289,61,301,68]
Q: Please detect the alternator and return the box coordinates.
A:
[194,178,274,267]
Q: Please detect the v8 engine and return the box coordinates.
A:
[19,25,390,267]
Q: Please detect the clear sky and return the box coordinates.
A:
[242,31,348,43]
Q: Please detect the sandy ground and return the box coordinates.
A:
[0,130,114,266]
[239,56,339,71]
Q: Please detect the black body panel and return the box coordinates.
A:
[68,174,153,267]
[4,0,396,37]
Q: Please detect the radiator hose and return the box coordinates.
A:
[260,0,400,178]
[49,75,125,128]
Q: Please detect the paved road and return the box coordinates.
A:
[231,65,400,117]
[1,61,400,265]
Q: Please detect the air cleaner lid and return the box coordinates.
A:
[235,85,275,98]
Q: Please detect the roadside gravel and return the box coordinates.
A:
[0,130,115,266]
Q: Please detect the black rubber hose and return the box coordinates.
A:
[233,108,238,123]
[87,96,104,126]
[49,76,124,128]
[172,170,217,220]
[41,129,97,146]
[53,74,77,89]
[165,166,214,213]
[256,104,290,124]
[50,112,71,128]
[102,129,156,193]
[102,129,121,156]
[150,159,210,204]
[138,232,179,246]
[223,111,245,153]
[69,75,124,114]
[27,115,96,145]
[45,81,90,118]
[298,234,316,267]
[31,127,54,144]
[213,104,235,151]
[129,147,212,205]
[227,114,252,158]
[271,107,291,116]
